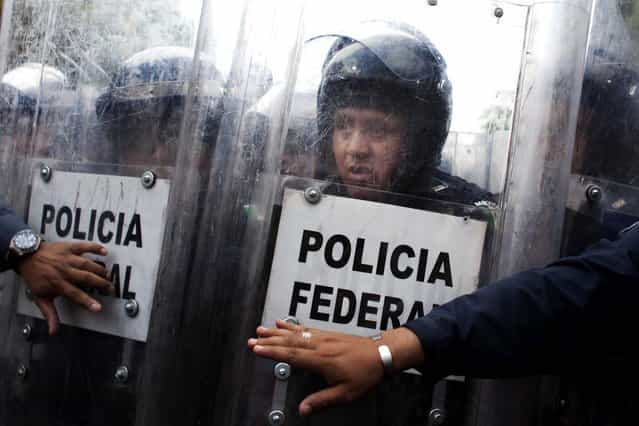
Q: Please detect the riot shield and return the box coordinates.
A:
[225,2,529,426]
[552,0,639,424]
[0,0,212,424]
[0,0,302,425]
[0,0,597,426]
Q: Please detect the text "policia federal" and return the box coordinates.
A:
[287,229,454,330]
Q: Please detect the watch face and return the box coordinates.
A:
[14,230,38,251]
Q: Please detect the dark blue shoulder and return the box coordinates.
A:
[428,169,496,206]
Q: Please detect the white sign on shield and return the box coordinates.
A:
[262,188,488,336]
[17,169,171,342]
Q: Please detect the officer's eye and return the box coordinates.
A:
[366,122,386,138]
[373,115,404,141]
[334,113,353,130]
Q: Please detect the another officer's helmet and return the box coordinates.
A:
[0,63,67,114]
[96,46,224,121]
[95,46,225,163]
[248,82,319,176]
[0,63,67,146]
[316,20,452,191]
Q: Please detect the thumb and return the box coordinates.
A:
[299,384,351,416]
[35,298,60,335]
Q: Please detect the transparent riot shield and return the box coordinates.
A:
[0,0,304,425]
[0,0,596,426]
[551,0,639,424]
[0,0,212,424]
[219,1,530,425]
[467,1,594,425]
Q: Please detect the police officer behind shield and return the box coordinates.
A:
[247,21,494,425]
[1,63,114,335]
[313,20,492,205]
[249,218,639,416]
[248,59,639,417]
[95,46,224,167]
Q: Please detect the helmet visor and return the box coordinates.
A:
[307,20,446,83]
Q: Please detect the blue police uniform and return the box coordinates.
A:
[0,63,66,271]
[405,222,639,380]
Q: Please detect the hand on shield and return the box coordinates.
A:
[248,320,425,416]
[16,241,114,335]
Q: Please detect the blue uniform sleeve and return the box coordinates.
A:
[404,224,639,380]
[0,197,29,271]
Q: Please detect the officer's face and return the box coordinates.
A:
[332,106,404,197]
[111,107,181,167]
[116,126,176,166]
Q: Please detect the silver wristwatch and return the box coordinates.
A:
[7,229,42,266]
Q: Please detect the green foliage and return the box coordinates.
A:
[479,104,512,132]
[4,0,198,85]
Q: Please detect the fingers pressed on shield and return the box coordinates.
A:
[69,241,108,256]
[251,334,315,350]
[259,325,317,346]
[252,345,321,370]
[59,283,102,312]
[248,336,289,349]
[69,255,109,278]
[35,298,60,335]
[67,268,113,290]
[256,326,293,338]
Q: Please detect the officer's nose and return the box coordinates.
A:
[345,128,371,159]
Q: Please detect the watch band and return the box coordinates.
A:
[377,344,393,375]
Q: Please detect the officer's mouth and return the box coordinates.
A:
[345,165,375,184]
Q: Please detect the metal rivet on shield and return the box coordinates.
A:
[124,299,139,318]
[274,362,291,381]
[17,364,28,380]
[557,398,569,413]
[585,184,603,203]
[21,324,32,340]
[24,288,34,301]
[267,410,286,426]
[304,187,321,204]
[141,170,156,189]
[114,365,129,383]
[494,7,504,18]
[429,408,446,426]
[40,165,52,183]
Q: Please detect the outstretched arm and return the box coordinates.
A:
[408,223,639,378]
[249,224,639,414]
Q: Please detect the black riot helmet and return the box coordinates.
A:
[0,62,67,113]
[0,63,69,156]
[95,46,224,166]
[316,20,452,193]
[247,82,319,177]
